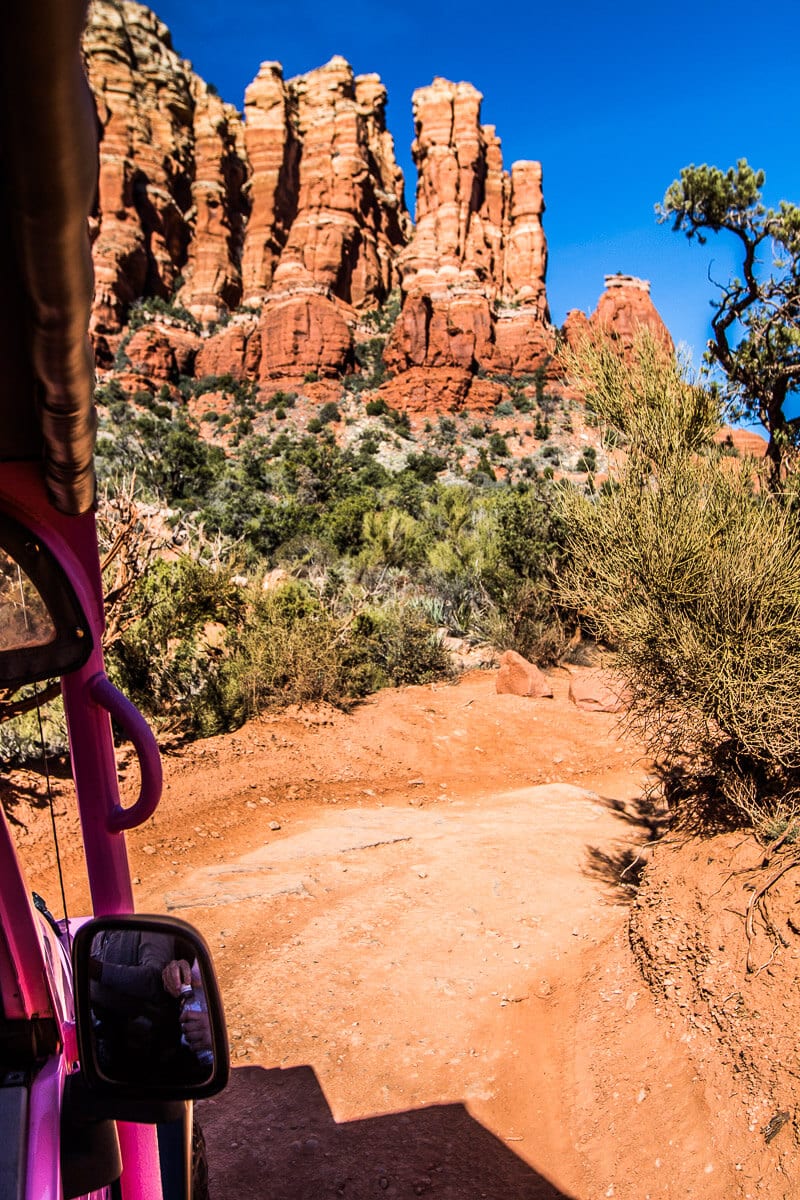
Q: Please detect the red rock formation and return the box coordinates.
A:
[84,0,247,336]
[177,80,248,322]
[238,61,297,303]
[257,295,353,381]
[240,57,409,310]
[714,427,768,458]
[194,318,262,381]
[563,275,672,353]
[378,367,473,414]
[123,324,200,383]
[384,78,555,385]
[496,650,554,697]
[83,6,676,403]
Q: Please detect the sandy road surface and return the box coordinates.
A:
[6,669,744,1197]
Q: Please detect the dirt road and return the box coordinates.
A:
[6,669,768,1197]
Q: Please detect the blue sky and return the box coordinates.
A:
[152,0,798,379]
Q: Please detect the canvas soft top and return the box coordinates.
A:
[0,0,97,515]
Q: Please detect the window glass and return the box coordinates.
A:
[0,547,56,651]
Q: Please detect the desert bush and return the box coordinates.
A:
[0,691,68,764]
[489,432,510,458]
[478,484,572,663]
[560,331,800,833]
[106,555,244,735]
[221,581,450,719]
[342,603,451,694]
[318,401,341,425]
[221,582,345,718]
[358,509,423,570]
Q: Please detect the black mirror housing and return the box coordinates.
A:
[73,914,229,1102]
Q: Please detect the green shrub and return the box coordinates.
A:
[0,692,68,765]
[127,295,200,333]
[343,604,451,693]
[361,289,401,333]
[266,390,297,411]
[222,582,344,717]
[489,432,510,458]
[437,417,457,444]
[107,556,244,735]
[560,331,800,833]
[405,451,447,483]
[318,401,341,425]
[221,582,450,718]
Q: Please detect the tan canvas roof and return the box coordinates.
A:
[0,0,97,514]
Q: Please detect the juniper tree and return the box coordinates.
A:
[658,160,800,486]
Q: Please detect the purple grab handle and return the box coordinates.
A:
[88,673,163,832]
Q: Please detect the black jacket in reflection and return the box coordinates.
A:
[89,929,186,1083]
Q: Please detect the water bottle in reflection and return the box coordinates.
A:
[179,975,214,1069]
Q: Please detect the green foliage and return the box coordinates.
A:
[353,336,388,389]
[322,492,377,554]
[575,447,597,473]
[405,451,447,483]
[107,556,243,735]
[658,159,800,483]
[0,692,68,764]
[342,603,451,694]
[489,432,510,458]
[318,401,341,425]
[359,509,423,569]
[127,295,200,333]
[265,390,297,411]
[436,416,458,444]
[361,289,401,333]
[220,581,450,719]
[563,332,721,467]
[560,331,800,833]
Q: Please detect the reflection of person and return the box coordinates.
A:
[89,929,181,1081]
[162,957,213,1075]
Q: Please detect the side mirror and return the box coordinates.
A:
[73,914,229,1102]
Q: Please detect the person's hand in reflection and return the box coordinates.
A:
[162,958,192,998]
[180,1004,212,1054]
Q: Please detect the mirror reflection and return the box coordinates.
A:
[87,926,215,1087]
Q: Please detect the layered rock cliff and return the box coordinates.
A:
[82,1,671,408]
[83,2,409,380]
[380,77,555,411]
[562,274,672,353]
[85,0,247,355]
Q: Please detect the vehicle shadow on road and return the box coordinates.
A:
[199,1063,576,1199]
